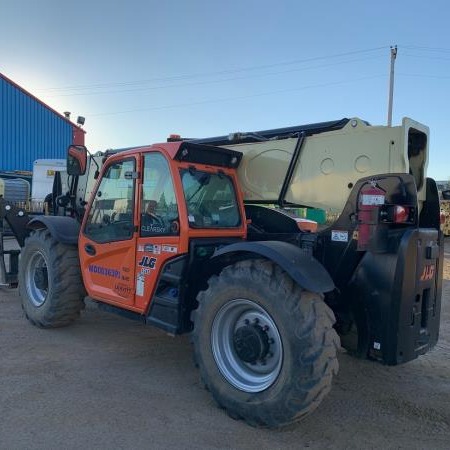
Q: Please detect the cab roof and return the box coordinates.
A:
[107,141,243,169]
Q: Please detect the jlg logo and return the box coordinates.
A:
[138,256,157,269]
[420,265,435,281]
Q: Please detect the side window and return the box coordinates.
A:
[84,159,135,242]
[141,153,179,237]
[181,169,241,228]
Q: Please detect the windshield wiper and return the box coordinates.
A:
[187,173,211,202]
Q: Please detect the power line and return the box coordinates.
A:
[35,46,388,93]
[397,72,450,80]
[401,45,450,53]
[402,52,450,62]
[88,74,386,117]
[45,55,385,98]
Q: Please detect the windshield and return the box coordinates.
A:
[180,169,240,228]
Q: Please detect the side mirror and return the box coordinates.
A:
[67,145,88,176]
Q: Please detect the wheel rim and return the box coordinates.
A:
[25,250,49,307]
[211,299,283,393]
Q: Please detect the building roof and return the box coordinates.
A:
[0,72,86,134]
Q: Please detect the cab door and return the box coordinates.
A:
[134,152,183,311]
[79,157,139,310]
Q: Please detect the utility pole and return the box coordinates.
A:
[387,45,397,127]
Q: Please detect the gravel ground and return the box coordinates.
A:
[0,238,449,450]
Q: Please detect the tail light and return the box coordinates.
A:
[393,205,410,223]
[379,204,415,225]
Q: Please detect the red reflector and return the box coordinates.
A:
[441,210,446,225]
[394,206,409,223]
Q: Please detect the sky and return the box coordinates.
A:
[1,0,449,180]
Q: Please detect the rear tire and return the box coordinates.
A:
[19,229,85,328]
[191,259,339,428]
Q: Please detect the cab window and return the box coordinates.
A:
[180,169,240,228]
[84,159,135,242]
[140,153,179,237]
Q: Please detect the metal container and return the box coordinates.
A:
[0,177,30,204]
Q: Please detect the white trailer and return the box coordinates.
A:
[30,159,67,210]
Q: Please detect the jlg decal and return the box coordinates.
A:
[138,256,157,269]
[420,265,435,281]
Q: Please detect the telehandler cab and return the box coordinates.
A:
[0,118,443,427]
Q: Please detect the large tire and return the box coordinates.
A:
[191,259,340,428]
[19,229,85,328]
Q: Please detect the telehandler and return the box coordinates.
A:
[0,117,443,427]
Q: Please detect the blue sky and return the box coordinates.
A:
[1,0,449,180]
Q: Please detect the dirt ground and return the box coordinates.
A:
[0,239,449,450]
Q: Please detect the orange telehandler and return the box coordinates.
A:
[0,118,443,427]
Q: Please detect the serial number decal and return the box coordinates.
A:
[144,244,161,254]
[162,245,177,253]
[331,230,349,242]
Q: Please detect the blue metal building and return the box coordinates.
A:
[0,73,84,172]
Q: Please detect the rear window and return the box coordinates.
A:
[180,169,240,228]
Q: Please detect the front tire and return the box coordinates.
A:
[19,229,85,328]
[191,259,339,428]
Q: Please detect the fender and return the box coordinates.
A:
[27,216,81,245]
[212,240,334,294]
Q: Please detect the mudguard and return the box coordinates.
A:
[212,240,335,294]
[27,216,80,245]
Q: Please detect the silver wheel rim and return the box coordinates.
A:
[26,250,48,307]
[211,299,283,393]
